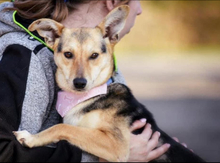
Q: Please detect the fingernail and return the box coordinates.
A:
[157,132,161,137]
[182,143,187,148]
[140,118,147,123]
[166,144,171,148]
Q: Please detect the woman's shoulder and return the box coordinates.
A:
[0,2,46,54]
[0,32,48,58]
[0,2,13,11]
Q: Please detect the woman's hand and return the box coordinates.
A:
[99,119,170,162]
[128,119,170,162]
[172,137,194,152]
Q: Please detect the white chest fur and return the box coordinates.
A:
[63,98,97,126]
[62,97,100,162]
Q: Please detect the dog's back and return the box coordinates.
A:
[79,83,205,162]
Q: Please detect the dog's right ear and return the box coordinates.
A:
[28,18,64,49]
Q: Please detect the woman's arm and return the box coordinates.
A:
[0,44,82,162]
[0,119,81,162]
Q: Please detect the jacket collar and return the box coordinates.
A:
[13,11,52,51]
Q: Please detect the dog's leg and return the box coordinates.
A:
[14,124,129,162]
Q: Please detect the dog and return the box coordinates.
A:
[14,5,205,162]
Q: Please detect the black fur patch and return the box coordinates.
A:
[80,83,205,162]
[57,42,62,53]
[101,42,107,53]
[72,30,90,44]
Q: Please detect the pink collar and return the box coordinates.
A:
[56,83,107,117]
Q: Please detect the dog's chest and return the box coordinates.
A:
[63,98,97,126]
[63,109,82,126]
[62,98,102,162]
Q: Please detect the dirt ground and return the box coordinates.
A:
[117,51,220,162]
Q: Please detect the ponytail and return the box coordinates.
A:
[52,0,69,22]
[8,0,87,22]
[8,0,129,22]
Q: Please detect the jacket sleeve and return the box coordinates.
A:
[0,44,82,162]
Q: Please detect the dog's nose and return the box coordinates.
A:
[73,78,87,89]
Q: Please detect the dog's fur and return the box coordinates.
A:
[14,6,205,162]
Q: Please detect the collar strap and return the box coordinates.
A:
[12,11,52,51]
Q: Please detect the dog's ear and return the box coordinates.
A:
[28,18,64,49]
[97,5,129,45]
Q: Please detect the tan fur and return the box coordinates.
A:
[53,27,114,93]
[27,122,130,162]
[14,5,130,162]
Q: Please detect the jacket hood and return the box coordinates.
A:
[0,2,51,50]
[0,2,24,37]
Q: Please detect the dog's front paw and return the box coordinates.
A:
[13,130,35,148]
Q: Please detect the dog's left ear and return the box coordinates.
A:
[97,5,130,45]
[28,18,64,49]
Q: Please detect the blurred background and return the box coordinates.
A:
[115,1,220,162]
[1,0,220,162]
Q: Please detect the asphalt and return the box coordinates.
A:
[140,98,220,162]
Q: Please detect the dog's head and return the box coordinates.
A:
[28,5,129,93]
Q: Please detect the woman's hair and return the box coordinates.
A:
[8,0,88,22]
[7,0,129,22]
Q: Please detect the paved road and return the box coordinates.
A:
[117,52,220,162]
[140,98,220,162]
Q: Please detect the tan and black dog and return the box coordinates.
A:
[14,6,205,162]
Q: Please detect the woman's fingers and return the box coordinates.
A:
[173,137,190,149]
[141,123,153,140]
[147,143,171,161]
[146,131,161,152]
[181,143,187,148]
[173,137,187,147]
[129,120,171,162]
[172,137,179,142]
[130,118,147,132]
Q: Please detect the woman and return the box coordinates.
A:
[0,0,170,162]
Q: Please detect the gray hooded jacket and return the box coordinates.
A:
[0,2,125,162]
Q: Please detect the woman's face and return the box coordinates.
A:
[119,0,142,39]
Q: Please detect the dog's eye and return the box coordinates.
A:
[90,53,99,60]
[64,52,73,59]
